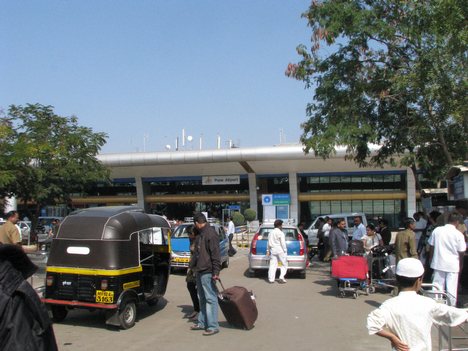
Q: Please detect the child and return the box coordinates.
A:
[367,258,467,350]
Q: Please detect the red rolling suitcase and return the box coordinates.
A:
[217,280,258,330]
[331,255,368,280]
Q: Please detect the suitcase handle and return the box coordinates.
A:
[216,278,226,291]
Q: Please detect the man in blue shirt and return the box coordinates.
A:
[352,216,366,240]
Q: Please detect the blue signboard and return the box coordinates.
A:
[228,205,241,211]
[272,194,291,205]
[276,205,289,220]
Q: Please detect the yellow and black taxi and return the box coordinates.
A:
[41,206,171,329]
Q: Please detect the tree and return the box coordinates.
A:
[0,116,16,195]
[243,208,257,221]
[232,212,245,226]
[1,104,109,218]
[287,0,468,183]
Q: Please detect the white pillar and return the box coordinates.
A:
[248,173,258,217]
[406,167,417,217]
[135,176,148,212]
[289,172,299,224]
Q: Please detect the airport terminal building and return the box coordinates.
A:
[68,144,421,228]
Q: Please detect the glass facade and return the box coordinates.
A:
[299,172,406,229]
[299,173,405,192]
[148,177,249,195]
[84,180,136,196]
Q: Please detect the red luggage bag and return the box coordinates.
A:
[331,255,368,280]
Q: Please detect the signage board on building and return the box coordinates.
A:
[272,194,291,205]
[262,194,273,205]
[262,194,291,206]
[228,205,241,211]
[202,175,240,185]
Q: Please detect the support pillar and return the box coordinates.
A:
[406,167,417,217]
[289,172,299,224]
[248,173,258,218]
[135,176,150,212]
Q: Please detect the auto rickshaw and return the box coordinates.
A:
[41,206,171,329]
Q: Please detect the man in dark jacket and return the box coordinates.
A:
[0,244,58,351]
[329,218,349,258]
[190,213,221,336]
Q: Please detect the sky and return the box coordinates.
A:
[0,1,313,154]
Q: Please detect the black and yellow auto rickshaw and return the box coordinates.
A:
[41,206,171,329]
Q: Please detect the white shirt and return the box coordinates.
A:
[367,291,468,351]
[352,223,366,240]
[429,224,466,273]
[227,220,235,235]
[414,218,427,231]
[362,233,382,252]
[267,228,287,254]
[414,218,428,241]
[322,223,331,237]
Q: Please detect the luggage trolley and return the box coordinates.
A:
[331,255,369,299]
[368,245,397,294]
[420,283,468,351]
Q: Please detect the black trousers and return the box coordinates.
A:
[187,281,200,312]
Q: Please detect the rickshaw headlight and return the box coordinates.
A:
[46,276,54,287]
[101,279,108,290]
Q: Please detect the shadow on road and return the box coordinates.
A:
[54,297,168,331]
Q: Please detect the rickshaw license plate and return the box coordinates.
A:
[173,257,190,263]
[95,290,114,303]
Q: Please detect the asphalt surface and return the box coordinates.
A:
[30,250,466,351]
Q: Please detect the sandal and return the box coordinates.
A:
[190,324,205,331]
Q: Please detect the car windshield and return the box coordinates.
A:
[172,224,194,238]
[258,227,298,241]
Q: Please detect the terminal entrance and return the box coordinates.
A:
[148,201,250,221]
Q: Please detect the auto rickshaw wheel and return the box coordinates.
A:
[119,301,137,329]
[51,305,68,322]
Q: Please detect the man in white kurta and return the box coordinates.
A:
[267,219,288,284]
[429,213,466,307]
[367,258,468,351]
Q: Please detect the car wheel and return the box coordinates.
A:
[298,270,306,279]
[247,269,256,278]
[119,301,137,329]
[222,256,229,269]
[51,305,68,322]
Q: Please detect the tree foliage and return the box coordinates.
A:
[1,104,109,216]
[232,211,245,226]
[287,0,468,182]
[243,208,257,221]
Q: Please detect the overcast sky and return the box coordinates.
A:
[0,1,313,153]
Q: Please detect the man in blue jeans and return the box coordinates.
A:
[190,212,221,336]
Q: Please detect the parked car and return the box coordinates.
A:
[17,220,32,244]
[170,222,229,270]
[248,222,308,279]
[306,212,368,250]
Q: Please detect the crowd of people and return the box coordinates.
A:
[310,207,468,350]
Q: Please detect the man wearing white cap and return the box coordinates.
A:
[367,258,468,351]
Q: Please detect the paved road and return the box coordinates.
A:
[31,250,446,351]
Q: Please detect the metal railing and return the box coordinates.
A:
[420,283,468,351]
